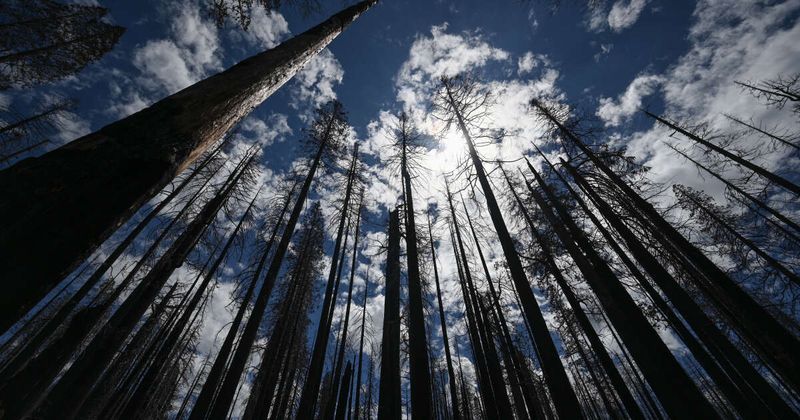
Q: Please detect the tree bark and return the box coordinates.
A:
[377,209,401,420]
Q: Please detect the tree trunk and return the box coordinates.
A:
[444,82,583,419]
[427,214,461,420]
[352,270,370,420]
[378,209,402,420]
[190,126,333,419]
[0,0,377,324]
[499,164,644,420]
[296,146,359,418]
[400,128,434,418]
[525,161,718,418]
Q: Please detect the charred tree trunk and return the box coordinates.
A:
[427,214,461,420]
[499,164,644,419]
[353,271,370,420]
[399,118,434,418]
[297,146,360,418]
[378,209,402,420]
[0,0,377,326]
[525,160,717,418]
[443,81,582,419]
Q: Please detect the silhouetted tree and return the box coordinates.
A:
[378,209,402,420]
[0,0,124,89]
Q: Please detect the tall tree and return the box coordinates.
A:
[0,0,377,327]
[433,74,582,418]
[389,111,433,417]
[352,267,371,420]
[297,144,361,418]
[532,98,800,396]
[427,213,461,420]
[190,101,350,419]
[18,149,258,419]
[378,209,402,420]
[0,0,124,89]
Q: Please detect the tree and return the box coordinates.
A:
[296,144,361,418]
[0,97,74,167]
[208,0,322,29]
[189,101,350,419]
[378,209,402,420]
[0,0,124,89]
[388,111,432,417]
[433,74,582,418]
[736,73,800,114]
[0,0,378,328]
[426,213,461,420]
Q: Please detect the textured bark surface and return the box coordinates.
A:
[0,0,378,329]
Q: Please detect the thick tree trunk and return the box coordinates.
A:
[26,151,255,420]
[444,83,583,418]
[378,209,402,420]
[0,0,377,325]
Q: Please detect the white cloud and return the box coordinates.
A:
[235,9,290,49]
[597,73,663,126]
[620,0,800,199]
[607,0,649,32]
[290,49,344,111]
[517,52,540,75]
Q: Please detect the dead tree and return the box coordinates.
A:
[190,101,349,419]
[434,74,582,418]
[0,0,377,324]
[0,0,124,89]
[378,209,402,420]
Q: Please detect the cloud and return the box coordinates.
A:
[596,73,663,126]
[234,9,290,49]
[607,0,649,32]
[619,0,800,198]
[517,52,542,75]
[290,49,344,111]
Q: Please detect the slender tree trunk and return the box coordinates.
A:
[190,128,333,419]
[446,194,497,416]
[444,82,583,418]
[561,160,796,417]
[297,146,359,418]
[353,269,371,420]
[525,161,718,418]
[427,215,461,420]
[533,100,800,398]
[646,111,800,196]
[399,127,434,418]
[324,197,363,420]
[378,209,402,420]
[0,0,377,324]
[499,164,644,419]
[335,361,354,420]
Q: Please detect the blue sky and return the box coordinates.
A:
[3,0,800,415]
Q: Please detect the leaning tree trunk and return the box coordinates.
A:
[499,164,644,420]
[0,0,378,330]
[443,82,582,418]
[27,151,256,420]
[526,162,718,418]
[377,209,402,420]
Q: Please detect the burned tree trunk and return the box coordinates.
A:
[0,0,377,327]
[378,209,402,420]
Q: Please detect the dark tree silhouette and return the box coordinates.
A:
[0,0,124,89]
[0,0,377,327]
[378,209,402,420]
